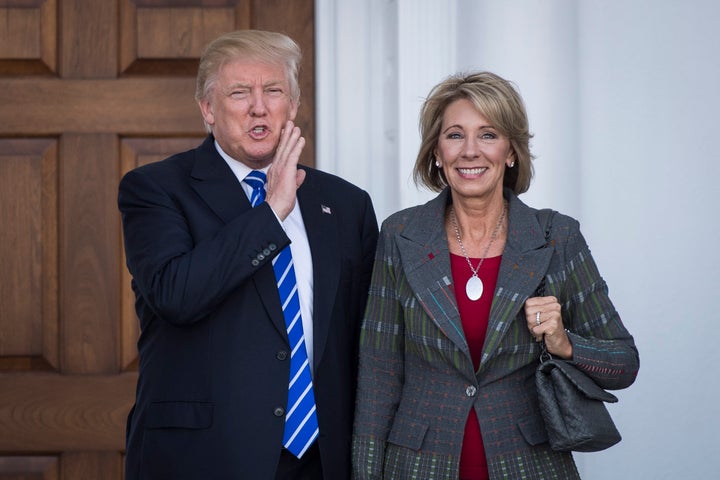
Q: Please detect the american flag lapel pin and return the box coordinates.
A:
[321,204,332,215]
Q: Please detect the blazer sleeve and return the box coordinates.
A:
[553,216,640,390]
[118,166,289,326]
[352,221,405,479]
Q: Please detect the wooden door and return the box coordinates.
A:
[0,1,315,478]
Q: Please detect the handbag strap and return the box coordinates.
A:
[534,208,555,297]
[535,208,555,362]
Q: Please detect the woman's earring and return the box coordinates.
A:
[508,161,515,168]
[435,161,441,168]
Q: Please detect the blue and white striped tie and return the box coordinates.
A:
[244,170,267,208]
[244,170,319,458]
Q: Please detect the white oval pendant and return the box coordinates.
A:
[465,275,483,301]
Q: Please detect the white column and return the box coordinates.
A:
[395,0,458,215]
[316,0,457,222]
[455,0,580,218]
[315,0,400,222]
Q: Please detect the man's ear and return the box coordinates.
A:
[288,99,299,122]
[198,99,215,127]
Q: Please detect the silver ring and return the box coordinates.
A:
[535,311,541,326]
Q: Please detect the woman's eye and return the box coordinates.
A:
[447,132,463,139]
[480,132,497,140]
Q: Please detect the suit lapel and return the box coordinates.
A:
[189,136,250,224]
[188,137,287,338]
[296,168,341,368]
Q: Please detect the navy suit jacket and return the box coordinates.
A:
[119,136,378,479]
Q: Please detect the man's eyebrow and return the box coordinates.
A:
[224,79,284,91]
[262,79,284,88]
[224,82,250,91]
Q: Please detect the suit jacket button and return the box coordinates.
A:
[465,385,477,397]
[251,259,260,267]
[276,350,288,360]
[263,248,271,256]
[274,407,285,417]
[268,243,277,251]
[257,253,265,261]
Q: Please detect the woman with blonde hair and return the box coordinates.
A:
[352,71,638,479]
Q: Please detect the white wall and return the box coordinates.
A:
[575,2,720,479]
[316,1,720,478]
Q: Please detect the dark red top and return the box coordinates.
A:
[450,253,502,480]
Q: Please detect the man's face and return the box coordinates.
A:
[199,60,298,168]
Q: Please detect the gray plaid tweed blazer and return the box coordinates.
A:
[352,188,639,480]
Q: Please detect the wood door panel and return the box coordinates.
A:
[61,453,122,480]
[60,0,117,78]
[119,0,251,74]
[0,78,203,134]
[60,134,121,375]
[0,5,42,58]
[134,7,238,58]
[0,373,135,451]
[0,139,59,372]
[0,456,59,480]
[0,0,57,75]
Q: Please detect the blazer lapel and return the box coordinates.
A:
[394,188,556,375]
[479,191,554,368]
[395,190,473,367]
[296,169,341,368]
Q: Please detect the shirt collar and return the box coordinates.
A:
[214,139,269,185]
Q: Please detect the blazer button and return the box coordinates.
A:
[465,385,477,397]
[263,248,271,256]
[257,253,265,261]
[274,407,285,417]
[276,350,288,361]
[268,243,277,251]
[251,259,260,267]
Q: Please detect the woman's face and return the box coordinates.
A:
[435,98,514,202]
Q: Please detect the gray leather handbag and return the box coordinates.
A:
[534,209,622,452]
[536,353,622,451]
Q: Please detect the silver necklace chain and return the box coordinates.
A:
[450,203,507,276]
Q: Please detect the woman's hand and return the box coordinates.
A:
[525,296,573,359]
